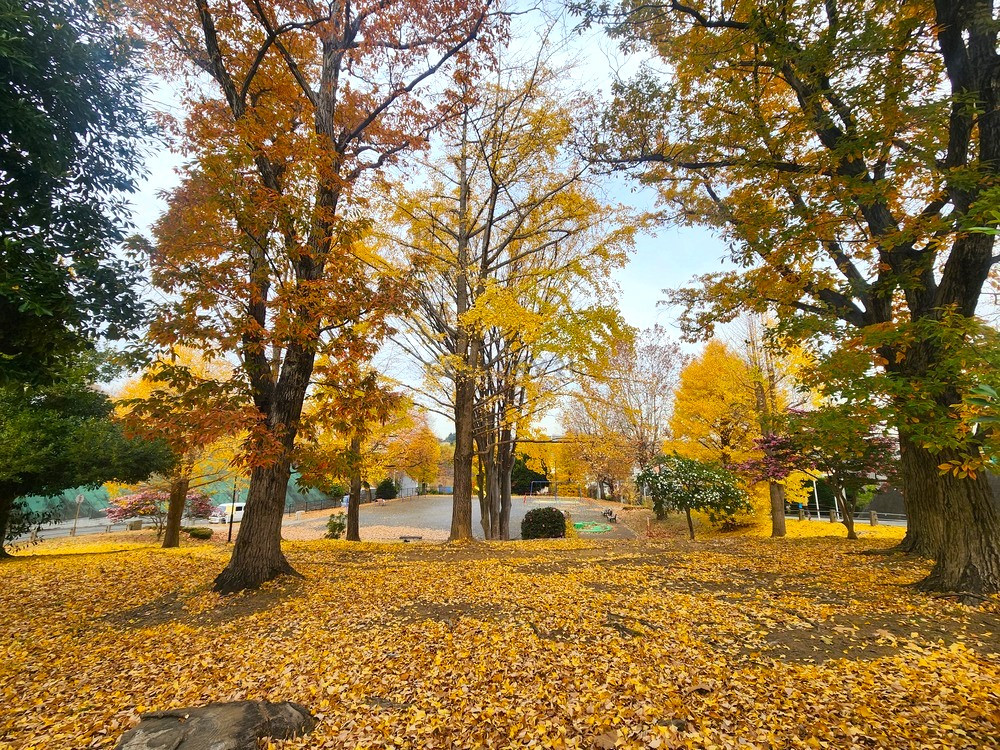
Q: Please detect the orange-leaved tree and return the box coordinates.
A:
[131,0,504,591]
[581,0,1000,594]
[115,347,244,549]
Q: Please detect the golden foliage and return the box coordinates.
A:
[2,530,998,749]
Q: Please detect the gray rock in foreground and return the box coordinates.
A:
[114,700,316,749]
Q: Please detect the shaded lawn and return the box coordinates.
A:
[1,529,998,749]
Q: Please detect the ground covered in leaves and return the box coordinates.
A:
[1,526,998,749]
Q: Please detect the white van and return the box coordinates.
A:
[209,503,246,524]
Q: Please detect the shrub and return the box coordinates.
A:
[375,478,398,500]
[636,454,751,539]
[326,513,347,539]
[521,507,566,539]
[187,527,213,540]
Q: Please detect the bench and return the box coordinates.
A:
[399,535,423,543]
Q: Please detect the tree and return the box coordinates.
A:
[793,410,898,540]
[394,56,632,540]
[564,325,683,491]
[116,348,243,549]
[298,365,405,541]
[0,0,151,384]
[580,0,1000,594]
[105,488,214,538]
[668,341,759,468]
[636,454,751,540]
[509,453,547,495]
[0,374,173,554]
[132,0,500,591]
[385,413,440,488]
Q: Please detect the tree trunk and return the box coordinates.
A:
[838,489,858,541]
[918,451,1000,597]
[685,507,695,540]
[896,433,945,556]
[477,451,490,538]
[769,481,786,538]
[162,475,190,549]
[347,434,362,542]
[449,111,476,542]
[499,468,512,541]
[451,376,476,542]
[487,468,501,540]
[214,458,298,593]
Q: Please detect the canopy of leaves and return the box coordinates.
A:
[0,380,173,505]
[0,0,151,383]
[637,454,751,526]
[667,340,759,467]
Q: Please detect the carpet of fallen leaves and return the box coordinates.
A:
[1,526,998,750]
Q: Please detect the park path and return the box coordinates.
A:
[281,494,638,541]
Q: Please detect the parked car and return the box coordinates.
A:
[209,502,246,524]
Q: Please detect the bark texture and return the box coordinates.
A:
[769,482,786,538]
[114,700,315,750]
[347,434,362,542]
[162,476,190,549]
[213,460,299,594]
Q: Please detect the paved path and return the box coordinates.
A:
[17,494,637,544]
[285,494,637,541]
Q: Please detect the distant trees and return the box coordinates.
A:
[561,326,683,498]
[668,340,758,468]
[106,488,214,539]
[0,0,151,384]
[0,373,173,554]
[395,59,631,540]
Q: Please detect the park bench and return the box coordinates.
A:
[399,535,423,543]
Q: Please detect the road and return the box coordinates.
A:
[336,494,635,540]
[16,493,636,543]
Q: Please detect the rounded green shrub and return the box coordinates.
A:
[521,507,566,539]
[187,527,213,540]
[326,513,347,539]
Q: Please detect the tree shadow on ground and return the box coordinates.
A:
[104,575,307,629]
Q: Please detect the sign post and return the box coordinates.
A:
[71,494,84,537]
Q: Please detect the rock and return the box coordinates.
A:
[114,700,316,750]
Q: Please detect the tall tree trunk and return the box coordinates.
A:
[499,467,512,541]
[347,433,362,542]
[685,507,695,540]
[162,475,190,549]
[476,451,490,538]
[449,112,476,542]
[487,468,500,540]
[896,433,945,556]
[769,481,786,538]
[213,458,298,593]
[918,448,1000,597]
